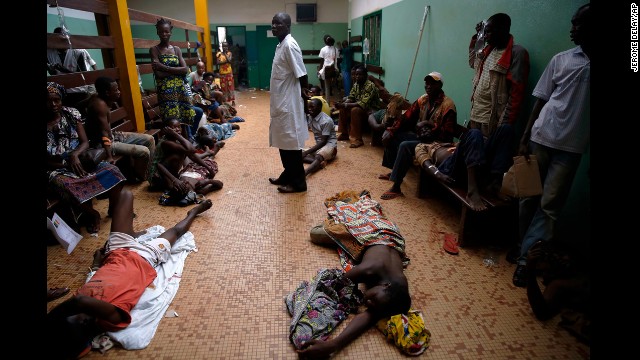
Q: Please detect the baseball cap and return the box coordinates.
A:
[424,71,443,84]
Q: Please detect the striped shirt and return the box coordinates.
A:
[530,46,590,154]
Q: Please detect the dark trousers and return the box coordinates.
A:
[278,149,307,190]
[439,123,515,187]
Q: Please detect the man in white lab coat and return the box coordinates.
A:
[267,12,310,193]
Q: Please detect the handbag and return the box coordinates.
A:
[78,147,107,172]
[500,155,543,198]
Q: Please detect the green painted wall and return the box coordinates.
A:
[348,0,588,244]
[240,23,348,88]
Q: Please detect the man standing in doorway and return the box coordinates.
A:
[267,12,310,193]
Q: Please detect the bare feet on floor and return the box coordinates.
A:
[466,191,488,211]
[188,199,213,216]
[85,209,101,233]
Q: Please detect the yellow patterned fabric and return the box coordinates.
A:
[376,309,431,356]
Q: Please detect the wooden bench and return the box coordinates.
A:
[141,93,163,131]
[417,152,518,248]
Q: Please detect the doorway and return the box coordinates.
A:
[256,25,279,90]
[214,26,248,87]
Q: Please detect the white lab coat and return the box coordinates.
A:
[269,34,309,150]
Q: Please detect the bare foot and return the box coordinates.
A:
[215,141,226,150]
[85,209,101,233]
[467,191,487,211]
[188,199,213,216]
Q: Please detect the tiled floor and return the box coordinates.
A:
[47,89,590,359]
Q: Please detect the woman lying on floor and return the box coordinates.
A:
[296,190,429,358]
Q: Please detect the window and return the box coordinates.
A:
[362,11,381,66]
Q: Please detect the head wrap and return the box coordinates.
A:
[47,82,66,99]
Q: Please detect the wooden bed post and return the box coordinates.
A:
[194,0,213,72]
[107,0,146,134]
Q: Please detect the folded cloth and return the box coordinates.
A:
[376,309,431,356]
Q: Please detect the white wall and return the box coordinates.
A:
[350,0,403,19]
[126,0,348,24]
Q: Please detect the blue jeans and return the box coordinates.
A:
[439,123,515,186]
[187,106,205,141]
[389,140,421,185]
[341,69,352,97]
[517,141,582,265]
[382,131,419,169]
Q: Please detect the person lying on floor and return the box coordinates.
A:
[302,98,338,177]
[46,188,212,359]
[148,117,223,198]
[197,120,239,144]
[299,191,413,358]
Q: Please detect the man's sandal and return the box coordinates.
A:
[380,190,403,200]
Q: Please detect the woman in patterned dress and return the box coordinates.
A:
[150,18,203,140]
[216,42,236,107]
[46,82,126,233]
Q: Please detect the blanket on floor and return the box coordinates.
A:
[86,225,197,350]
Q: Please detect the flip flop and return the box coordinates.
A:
[443,233,459,255]
[378,173,391,180]
[47,287,70,302]
[380,190,403,200]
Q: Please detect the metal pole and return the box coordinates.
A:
[405,5,430,99]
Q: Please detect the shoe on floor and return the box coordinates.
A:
[277,185,307,193]
[349,141,364,148]
[443,233,459,255]
[378,173,391,180]
[337,134,349,141]
[512,264,527,287]
[380,190,403,200]
[268,177,285,185]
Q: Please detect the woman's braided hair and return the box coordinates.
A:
[156,18,173,30]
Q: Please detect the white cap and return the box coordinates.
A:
[424,71,443,84]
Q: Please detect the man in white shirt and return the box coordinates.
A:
[267,12,310,193]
